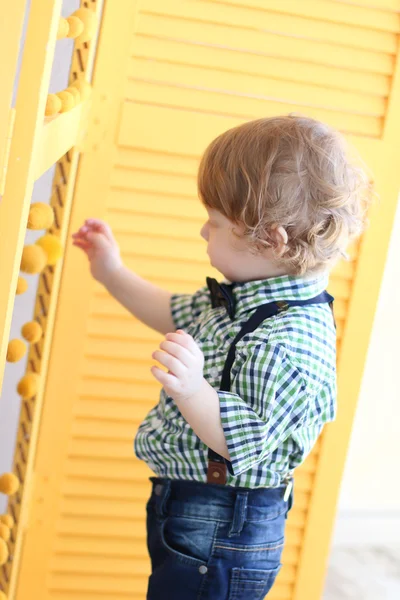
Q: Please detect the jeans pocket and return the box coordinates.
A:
[228,565,281,600]
[160,516,216,567]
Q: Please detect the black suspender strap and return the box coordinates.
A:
[206,291,334,485]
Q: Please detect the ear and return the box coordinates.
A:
[270,225,288,256]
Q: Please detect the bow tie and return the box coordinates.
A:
[206,277,236,320]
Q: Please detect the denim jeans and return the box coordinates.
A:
[146,477,292,599]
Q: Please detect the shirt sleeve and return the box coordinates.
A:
[218,343,309,476]
[170,285,211,331]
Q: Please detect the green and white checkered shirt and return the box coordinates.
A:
[134,275,337,488]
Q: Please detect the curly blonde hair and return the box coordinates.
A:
[198,115,373,275]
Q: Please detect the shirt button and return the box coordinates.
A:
[199,565,208,575]
[154,484,163,496]
[211,367,218,378]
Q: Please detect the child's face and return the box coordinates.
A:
[200,208,288,282]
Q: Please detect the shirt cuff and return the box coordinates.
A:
[218,390,263,476]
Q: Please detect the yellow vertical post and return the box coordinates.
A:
[0,0,62,393]
[0,2,25,197]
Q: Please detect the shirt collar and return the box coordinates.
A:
[228,273,329,319]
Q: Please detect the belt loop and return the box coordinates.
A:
[154,480,171,519]
[228,492,248,537]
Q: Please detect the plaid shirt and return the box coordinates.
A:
[134,275,337,488]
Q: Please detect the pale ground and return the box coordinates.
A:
[324,546,400,600]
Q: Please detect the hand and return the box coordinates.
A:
[151,330,205,402]
[72,218,123,285]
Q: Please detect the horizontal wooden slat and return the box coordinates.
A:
[65,456,154,482]
[63,477,150,500]
[134,35,391,98]
[129,56,386,117]
[54,536,148,557]
[60,497,145,520]
[57,515,148,539]
[127,80,383,137]
[116,146,199,175]
[345,0,400,10]
[78,377,161,401]
[206,0,400,33]
[85,335,158,359]
[35,101,89,179]
[144,0,398,54]
[108,190,205,222]
[48,574,291,598]
[68,436,141,462]
[118,102,240,155]
[48,574,149,595]
[111,163,198,197]
[107,207,205,240]
[138,13,394,75]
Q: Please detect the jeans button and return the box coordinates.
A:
[154,484,163,496]
[199,565,208,575]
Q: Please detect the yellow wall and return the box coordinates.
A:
[2,1,400,599]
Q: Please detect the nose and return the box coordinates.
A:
[200,222,209,241]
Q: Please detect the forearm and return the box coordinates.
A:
[104,265,175,335]
[175,378,230,460]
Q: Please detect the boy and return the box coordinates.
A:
[72,115,370,599]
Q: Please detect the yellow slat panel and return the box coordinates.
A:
[107,208,204,240]
[144,0,398,54]
[116,146,199,175]
[128,80,383,136]
[65,457,154,481]
[60,497,145,520]
[88,315,161,341]
[64,478,150,500]
[57,516,147,539]
[86,335,159,359]
[108,193,205,222]
[208,0,400,33]
[129,57,386,117]
[111,164,197,198]
[48,575,149,595]
[53,537,150,557]
[138,13,394,75]
[134,35,391,97]
[71,419,143,440]
[347,0,400,10]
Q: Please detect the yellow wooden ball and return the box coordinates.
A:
[16,276,28,295]
[71,77,91,101]
[66,15,84,39]
[45,94,62,117]
[65,86,81,104]
[0,525,10,543]
[35,234,63,266]
[57,17,70,39]
[27,202,54,230]
[21,321,43,344]
[0,539,8,567]
[0,589,7,599]
[72,8,97,43]
[0,473,19,496]
[56,90,75,113]
[20,244,47,274]
[6,339,26,363]
[17,373,40,400]
[0,515,14,529]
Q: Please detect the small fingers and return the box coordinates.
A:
[152,350,185,377]
[150,365,177,388]
[159,340,192,368]
[165,331,200,356]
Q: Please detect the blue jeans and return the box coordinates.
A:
[146,478,292,599]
